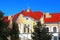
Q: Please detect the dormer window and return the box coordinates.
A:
[45,12,52,18]
[8,16,12,20]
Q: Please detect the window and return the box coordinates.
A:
[53,36,57,40]
[24,26,26,33]
[24,24,26,33]
[28,25,30,33]
[46,26,50,32]
[46,27,49,32]
[26,18,28,20]
[53,27,57,33]
[24,24,30,33]
[28,25,30,27]
[59,37,60,40]
[28,28,29,33]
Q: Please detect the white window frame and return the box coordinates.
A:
[52,26,58,32]
[46,26,50,32]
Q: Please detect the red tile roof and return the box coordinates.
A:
[29,12,43,20]
[3,16,10,23]
[44,13,60,23]
[3,10,60,23]
[12,10,43,20]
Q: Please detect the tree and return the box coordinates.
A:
[32,21,52,40]
[0,11,19,40]
[11,21,19,40]
[0,11,4,18]
[0,11,10,40]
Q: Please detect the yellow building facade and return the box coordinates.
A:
[16,13,37,40]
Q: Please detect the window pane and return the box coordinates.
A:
[24,26,26,33]
[28,25,30,33]
[24,24,26,33]
[46,27,49,32]
[53,27,57,33]
[28,28,29,33]
[28,25,30,27]
[26,18,28,20]
[54,36,57,40]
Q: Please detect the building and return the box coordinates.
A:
[3,8,60,40]
[44,13,60,40]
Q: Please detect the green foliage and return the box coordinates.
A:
[0,11,19,40]
[11,21,19,40]
[32,21,52,40]
[0,11,10,40]
[0,11,4,18]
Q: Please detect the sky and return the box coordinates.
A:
[0,0,60,16]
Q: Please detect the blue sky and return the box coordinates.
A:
[0,0,60,16]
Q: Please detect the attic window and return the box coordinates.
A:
[8,16,11,20]
[45,13,52,18]
[46,15,51,18]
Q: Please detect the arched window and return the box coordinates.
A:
[46,27,49,32]
[53,27,57,33]
[24,24,30,33]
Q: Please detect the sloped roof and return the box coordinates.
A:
[3,10,60,23]
[12,10,43,20]
[44,13,60,23]
[3,10,43,22]
[3,16,10,22]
